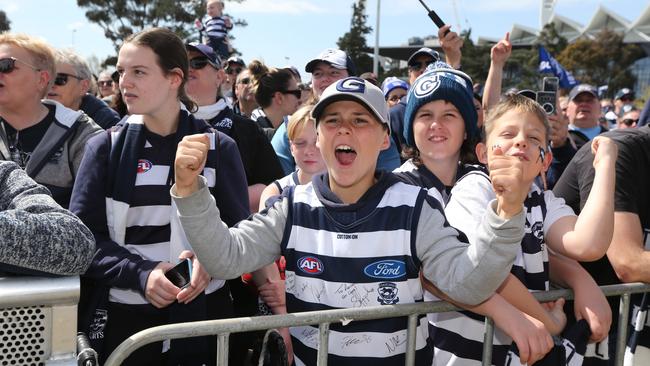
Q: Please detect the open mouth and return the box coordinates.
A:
[335,144,356,166]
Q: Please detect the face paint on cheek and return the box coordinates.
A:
[538,146,546,163]
[538,145,548,190]
[492,144,500,151]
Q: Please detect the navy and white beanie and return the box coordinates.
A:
[403,61,478,147]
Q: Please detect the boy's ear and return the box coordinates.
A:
[475,142,488,165]
[379,129,390,151]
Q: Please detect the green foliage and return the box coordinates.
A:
[337,0,375,75]
[0,10,10,32]
[503,48,538,90]
[77,0,246,65]
[456,30,490,85]
[557,29,645,97]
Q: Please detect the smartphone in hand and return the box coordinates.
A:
[164,258,193,289]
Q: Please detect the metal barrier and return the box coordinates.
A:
[104,282,650,366]
[0,276,80,366]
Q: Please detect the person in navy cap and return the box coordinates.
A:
[614,87,634,118]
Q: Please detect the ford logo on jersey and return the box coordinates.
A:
[298,256,324,275]
[364,260,406,279]
[137,159,152,173]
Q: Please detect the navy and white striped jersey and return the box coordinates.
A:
[281,178,432,366]
[201,15,232,40]
[106,128,222,304]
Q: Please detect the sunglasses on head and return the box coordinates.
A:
[0,57,41,74]
[281,89,302,98]
[408,60,434,72]
[98,80,113,87]
[189,57,216,70]
[54,73,83,86]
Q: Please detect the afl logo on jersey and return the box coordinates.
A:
[298,256,324,275]
[137,159,153,173]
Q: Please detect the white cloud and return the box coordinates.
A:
[228,0,328,15]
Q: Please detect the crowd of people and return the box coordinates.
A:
[1,1,650,365]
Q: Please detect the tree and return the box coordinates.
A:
[77,0,246,65]
[535,23,568,57]
[557,29,644,97]
[337,0,374,75]
[0,10,10,32]
[456,29,490,85]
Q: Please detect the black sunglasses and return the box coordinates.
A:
[281,89,302,98]
[408,60,434,72]
[0,57,41,74]
[54,73,83,86]
[189,57,216,70]
[227,67,243,75]
[237,77,251,85]
[621,118,639,126]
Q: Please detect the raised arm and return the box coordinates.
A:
[173,134,284,279]
[483,32,512,113]
[439,24,463,69]
[546,136,618,261]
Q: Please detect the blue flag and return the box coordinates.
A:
[539,46,577,89]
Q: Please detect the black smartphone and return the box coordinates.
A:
[164,258,193,289]
[536,77,559,115]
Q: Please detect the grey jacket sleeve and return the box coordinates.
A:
[0,162,95,275]
[416,198,525,305]
[172,176,286,279]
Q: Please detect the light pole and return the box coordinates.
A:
[373,0,380,75]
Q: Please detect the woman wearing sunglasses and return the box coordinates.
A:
[185,43,283,212]
[248,60,302,141]
[69,28,249,365]
[0,33,102,208]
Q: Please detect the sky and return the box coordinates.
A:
[1,0,647,79]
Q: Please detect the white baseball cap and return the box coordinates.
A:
[305,48,354,74]
[311,77,390,133]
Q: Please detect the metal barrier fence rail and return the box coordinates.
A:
[0,276,80,366]
[104,282,650,366]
